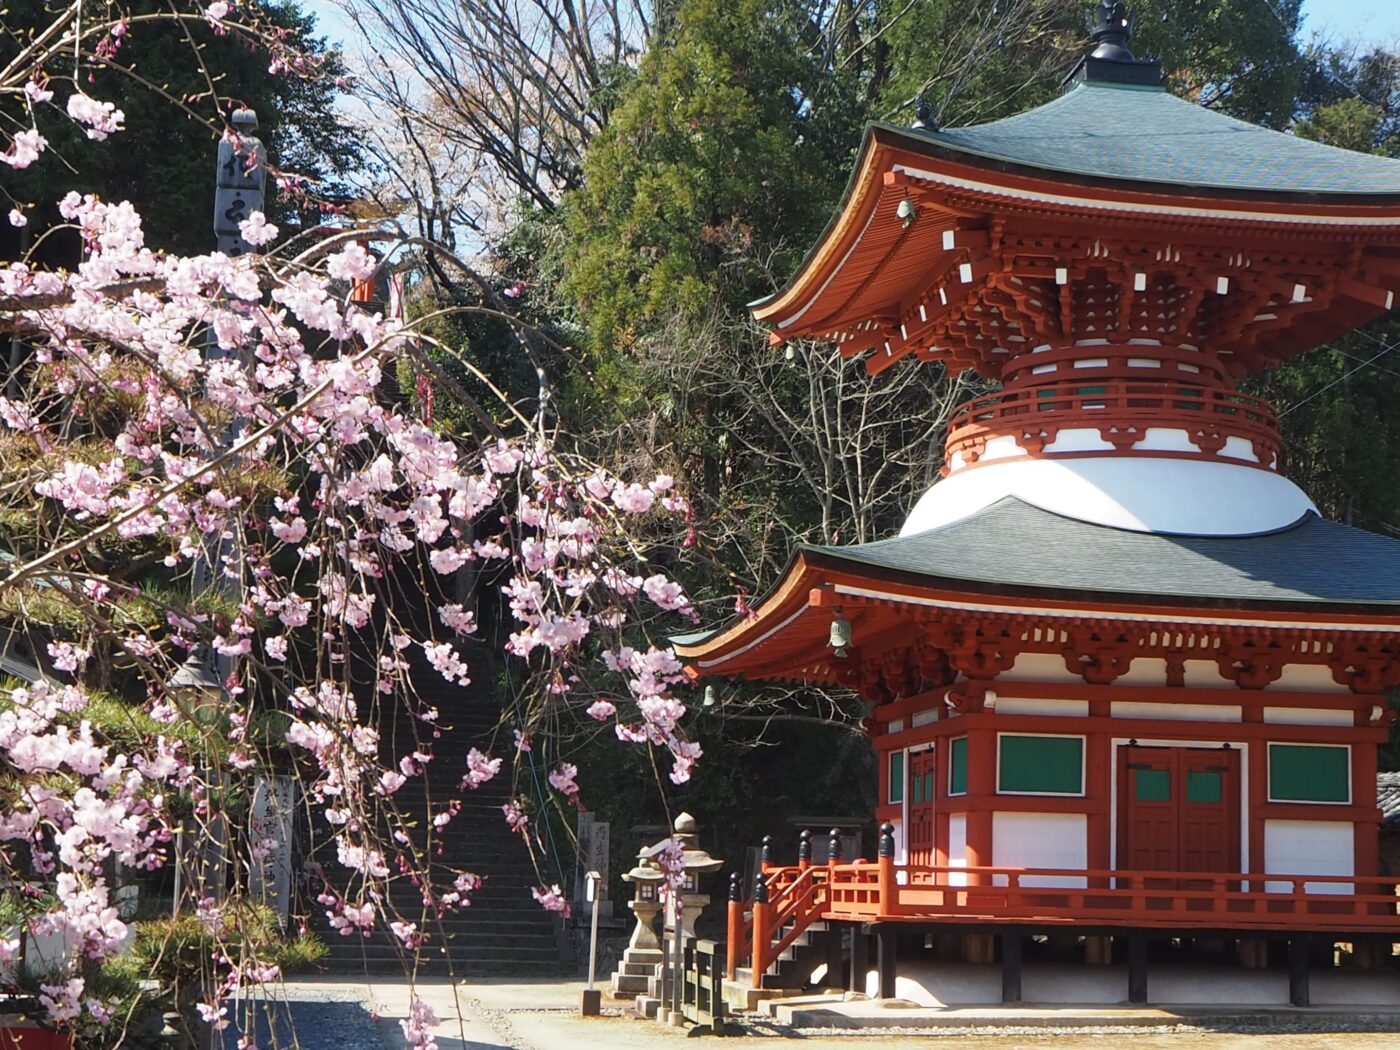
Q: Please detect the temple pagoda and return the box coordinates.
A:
[681,3,1400,1006]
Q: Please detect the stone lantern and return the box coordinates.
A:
[610,852,666,998]
[646,812,722,941]
[636,812,723,1026]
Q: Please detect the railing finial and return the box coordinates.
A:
[879,822,896,858]
[797,829,812,865]
[753,867,769,904]
[760,835,773,867]
[828,827,842,864]
[728,871,741,902]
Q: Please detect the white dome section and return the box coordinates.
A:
[900,457,1318,537]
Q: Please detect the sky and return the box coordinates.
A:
[301,1,1400,55]
[1301,0,1400,44]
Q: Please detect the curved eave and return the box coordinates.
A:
[677,546,1400,685]
[753,122,1400,339]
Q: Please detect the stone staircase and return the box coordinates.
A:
[310,642,571,976]
[723,918,848,1012]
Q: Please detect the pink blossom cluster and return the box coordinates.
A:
[1,168,700,1039]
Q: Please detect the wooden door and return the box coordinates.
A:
[1118,746,1240,877]
[908,749,937,866]
[1120,746,1177,873]
[1179,748,1240,874]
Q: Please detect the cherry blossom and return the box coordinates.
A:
[532,884,571,916]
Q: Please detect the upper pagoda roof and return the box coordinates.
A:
[904,80,1400,197]
[751,75,1400,371]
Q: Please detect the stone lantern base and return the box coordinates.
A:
[610,945,664,998]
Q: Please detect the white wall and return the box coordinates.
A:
[1263,820,1354,895]
[947,814,968,887]
[992,812,1088,888]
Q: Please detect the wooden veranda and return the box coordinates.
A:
[727,824,1400,1007]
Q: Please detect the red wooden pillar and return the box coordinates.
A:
[750,871,771,988]
[877,822,898,917]
[965,728,996,882]
[1353,734,1380,879]
[726,872,743,980]
[1247,736,1268,883]
[1086,730,1112,882]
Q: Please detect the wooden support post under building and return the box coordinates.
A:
[849,925,869,996]
[877,926,898,999]
[1001,931,1023,1004]
[1127,935,1148,1004]
[1289,938,1310,1007]
[825,921,845,990]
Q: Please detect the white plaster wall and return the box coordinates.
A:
[992,812,1088,888]
[996,697,1089,717]
[947,814,968,887]
[979,435,1023,462]
[1135,427,1196,453]
[1263,707,1353,727]
[1111,701,1242,722]
[1272,663,1349,693]
[1264,820,1354,895]
[1114,657,1167,686]
[997,653,1078,683]
[902,456,1317,536]
[1184,660,1231,687]
[1041,428,1116,454]
[1221,435,1260,462]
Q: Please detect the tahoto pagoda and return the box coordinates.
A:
[680,3,1400,1008]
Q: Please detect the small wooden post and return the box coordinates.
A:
[877,924,898,999]
[798,829,812,870]
[1001,930,1023,1004]
[849,924,869,996]
[1289,937,1310,1007]
[725,872,742,980]
[750,868,771,989]
[1127,934,1148,1004]
[877,822,897,918]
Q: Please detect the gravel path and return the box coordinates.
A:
[219,985,387,1050]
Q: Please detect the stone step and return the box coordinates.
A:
[610,973,650,995]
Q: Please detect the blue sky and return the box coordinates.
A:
[1301,0,1400,43]
[304,1,1400,54]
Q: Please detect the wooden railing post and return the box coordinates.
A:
[877,822,896,918]
[827,827,842,910]
[750,868,771,989]
[798,829,812,871]
[726,872,742,981]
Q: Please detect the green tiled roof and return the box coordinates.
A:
[901,80,1400,196]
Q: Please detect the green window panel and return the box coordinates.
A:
[949,737,968,796]
[924,772,934,802]
[911,772,922,804]
[889,751,904,804]
[998,735,1084,794]
[1186,771,1222,804]
[1135,769,1171,801]
[1269,743,1349,803]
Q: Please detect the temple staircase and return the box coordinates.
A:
[310,642,570,975]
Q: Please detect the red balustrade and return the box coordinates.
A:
[943,381,1281,473]
[731,858,1400,989]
